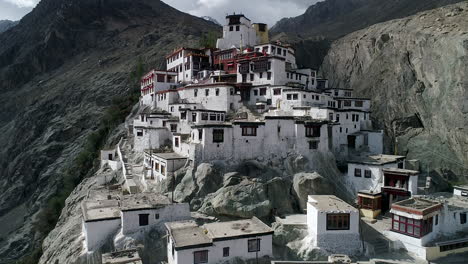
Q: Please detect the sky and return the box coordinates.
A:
[0,0,320,26]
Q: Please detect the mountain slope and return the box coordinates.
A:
[271,0,466,68]
[0,0,219,262]
[0,20,18,33]
[321,2,468,185]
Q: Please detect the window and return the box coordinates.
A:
[259,72,263,78]
[250,74,254,81]
[229,26,233,31]
[309,141,318,150]
[344,101,351,107]
[355,100,363,107]
[305,125,321,138]
[215,88,220,96]
[242,126,257,136]
[201,113,208,120]
[287,73,289,78]
[260,88,266,96]
[292,94,298,100]
[267,72,272,80]
[336,114,340,122]
[440,241,468,252]
[174,137,179,148]
[213,129,224,143]
[205,89,209,96]
[210,114,217,121]
[137,130,143,137]
[192,113,197,122]
[236,25,240,31]
[360,197,374,209]
[461,213,467,224]
[283,50,287,56]
[392,215,433,237]
[364,170,372,178]
[223,247,230,257]
[198,129,203,140]
[355,168,362,177]
[326,214,350,230]
[286,94,292,100]
[230,88,234,95]
[435,214,438,225]
[170,124,177,132]
[194,250,208,264]
[139,214,149,226]
[277,48,282,55]
[273,89,281,95]
[253,89,258,96]
[155,213,159,219]
[248,239,260,252]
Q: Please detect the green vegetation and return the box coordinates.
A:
[198,31,219,49]
[15,59,145,264]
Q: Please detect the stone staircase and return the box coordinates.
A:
[370,238,390,255]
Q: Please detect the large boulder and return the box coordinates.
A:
[199,177,295,219]
[195,163,222,197]
[293,172,334,210]
[173,168,197,203]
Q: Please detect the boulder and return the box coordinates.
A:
[173,168,196,203]
[198,177,295,219]
[293,172,334,210]
[195,163,222,197]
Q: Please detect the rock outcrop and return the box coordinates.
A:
[321,2,468,184]
[293,173,334,210]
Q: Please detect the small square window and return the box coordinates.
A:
[364,170,372,178]
[248,239,260,252]
[155,213,160,219]
[223,247,229,257]
[309,141,318,150]
[354,168,362,177]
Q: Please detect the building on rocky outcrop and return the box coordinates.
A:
[453,185,468,197]
[384,194,468,260]
[81,193,190,252]
[101,248,142,264]
[306,195,362,255]
[165,217,273,264]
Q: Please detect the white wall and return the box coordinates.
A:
[121,203,190,235]
[346,162,400,195]
[134,128,171,152]
[83,218,121,252]
[170,235,273,264]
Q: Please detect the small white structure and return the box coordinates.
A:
[100,149,120,171]
[454,185,468,197]
[101,248,142,264]
[120,193,190,235]
[144,152,188,182]
[307,195,362,255]
[166,217,273,264]
[82,200,121,252]
[217,14,259,50]
[345,154,406,195]
[386,194,468,260]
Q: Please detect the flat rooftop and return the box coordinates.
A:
[121,193,172,212]
[348,154,405,166]
[153,152,187,160]
[102,248,142,264]
[308,195,357,212]
[165,221,212,250]
[82,199,120,222]
[455,185,468,191]
[383,168,419,175]
[274,214,307,226]
[205,217,273,240]
[391,197,443,217]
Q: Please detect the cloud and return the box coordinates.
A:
[2,0,39,8]
[163,0,321,26]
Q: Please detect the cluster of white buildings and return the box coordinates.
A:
[91,13,468,264]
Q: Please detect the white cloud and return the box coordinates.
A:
[163,0,321,27]
[2,0,39,8]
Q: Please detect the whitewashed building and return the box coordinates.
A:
[386,194,468,260]
[166,217,273,264]
[345,155,406,196]
[120,193,190,235]
[454,185,468,197]
[82,199,121,252]
[140,70,178,108]
[306,195,362,255]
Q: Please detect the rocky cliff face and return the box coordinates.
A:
[0,20,18,33]
[271,0,466,68]
[0,0,219,262]
[321,2,468,185]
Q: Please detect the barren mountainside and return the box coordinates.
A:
[271,0,466,68]
[320,2,468,186]
[0,0,218,262]
[0,20,18,33]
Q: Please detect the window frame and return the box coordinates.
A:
[139,214,149,226]
[247,239,261,252]
[326,213,350,230]
[241,126,257,137]
[354,168,362,177]
[213,129,224,143]
[193,250,208,264]
[364,170,372,178]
